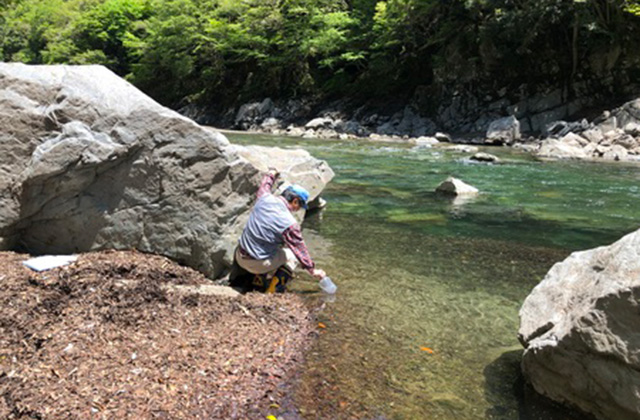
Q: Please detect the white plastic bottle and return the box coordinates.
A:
[318,276,337,294]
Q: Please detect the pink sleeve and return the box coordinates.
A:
[282,224,315,273]
[256,173,276,200]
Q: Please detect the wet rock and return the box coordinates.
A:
[435,177,479,196]
[470,152,500,163]
[519,228,640,420]
[486,116,521,145]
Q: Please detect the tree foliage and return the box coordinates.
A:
[1,0,639,109]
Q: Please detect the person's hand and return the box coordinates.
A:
[267,167,280,179]
[312,268,326,280]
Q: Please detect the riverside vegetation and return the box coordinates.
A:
[2,0,640,133]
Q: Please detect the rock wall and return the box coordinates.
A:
[184,73,639,141]
[519,229,640,420]
[0,63,333,278]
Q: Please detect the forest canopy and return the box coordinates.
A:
[1,0,640,110]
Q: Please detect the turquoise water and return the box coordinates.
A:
[228,133,640,419]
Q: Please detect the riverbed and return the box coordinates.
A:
[229,133,640,419]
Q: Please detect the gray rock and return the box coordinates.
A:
[543,119,590,137]
[0,63,333,278]
[613,134,638,150]
[602,144,629,161]
[285,126,306,137]
[231,145,334,205]
[411,136,440,147]
[581,128,605,144]
[530,106,570,133]
[342,120,366,136]
[305,117,332,130]
[235,98,275,128]
[447,145,479,154]
[435,177,479,196]
[435,132,452,142]
[623,122,640,136]
[486,116,521,145]
[519,228,640,420]
[536,139,588,160]
[260,117,280,129]
[470,152,500,163]
[560,132,590,147]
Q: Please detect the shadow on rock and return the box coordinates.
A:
[484,350,593,420]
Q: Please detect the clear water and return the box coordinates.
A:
[228,133,640,419]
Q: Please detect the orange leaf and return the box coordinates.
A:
[318,322,327,329]
[420,347,434,354]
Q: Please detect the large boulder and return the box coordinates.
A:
[231,145,334,202]
[536,137,589,160]
[0,63,332,278]
[486,115,521,145]
[519,229,640,420]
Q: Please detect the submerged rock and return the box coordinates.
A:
[0,63,333,278]
[519,228,640,420]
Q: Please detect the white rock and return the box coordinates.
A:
[435,177,479,196]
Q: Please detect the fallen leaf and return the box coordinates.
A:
[318,322,327,329]
[420,347,434,354]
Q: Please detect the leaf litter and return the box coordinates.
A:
[0,250,315,419]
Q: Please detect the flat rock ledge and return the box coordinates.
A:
[519,228,640,420]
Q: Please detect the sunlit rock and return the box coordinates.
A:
[435,177,479,196]
[0,63,333,278]
[519,228,640,420]
[470,152,500,163]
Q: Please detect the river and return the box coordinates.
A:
[228,132,640,420]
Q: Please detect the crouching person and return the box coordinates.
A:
[232,168,326,293]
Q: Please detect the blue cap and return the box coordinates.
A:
[285,185,310,209]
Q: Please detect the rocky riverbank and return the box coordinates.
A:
[192,95,640,164]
